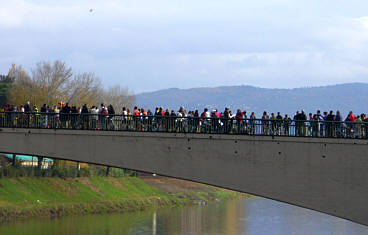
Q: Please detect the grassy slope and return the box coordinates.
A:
[0,177,245,221]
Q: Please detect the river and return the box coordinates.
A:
[1,198,367,235]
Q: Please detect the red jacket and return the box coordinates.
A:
[348,114,356,122]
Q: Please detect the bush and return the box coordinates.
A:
[79,168,91,177]
[0,161,139,178]
[109,168,126,177]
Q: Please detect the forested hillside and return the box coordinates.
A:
[137,83,368,116]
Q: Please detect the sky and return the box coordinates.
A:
[1,0,368,93]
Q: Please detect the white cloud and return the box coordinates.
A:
[356,16,368,29]
[0,1,27,28]
[1,0,368,92]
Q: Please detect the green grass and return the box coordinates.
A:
[0,177,246,221]
[0,177,169,205]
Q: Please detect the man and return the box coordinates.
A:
[249,112,257,135]
[98,103,107,130]
[283,114,291,136]
[80,104,89,129]
[326,110,335,137]
[235,109,243,133]
[262,111,269,135]
[90,106,98,129]
[24,101,31,113]
[316,110,324,137]
[276,112,283,135]
[40,104,48,128]
[362,114,368,138]
[222,108,231,133]
[200,108,210,132]
[299,110,307,136]
[32,105,40,128]
[293,111,300,136]
[270,113,277,135]
[346,111,356,122]
[345,111,357,138]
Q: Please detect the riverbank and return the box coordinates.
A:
[0,176,248,222]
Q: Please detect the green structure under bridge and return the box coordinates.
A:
[0,153,53,168]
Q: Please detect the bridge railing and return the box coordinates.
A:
[0,112,366,139]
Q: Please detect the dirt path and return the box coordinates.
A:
[141,176,217,194]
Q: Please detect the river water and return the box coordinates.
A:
[1,198,367,235]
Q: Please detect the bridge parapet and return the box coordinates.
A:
[0,112,366,139]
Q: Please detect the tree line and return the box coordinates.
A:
[2,60,135,110]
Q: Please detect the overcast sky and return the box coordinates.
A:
[1,0,368,93]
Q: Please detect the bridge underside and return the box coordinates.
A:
[0,128,367,225]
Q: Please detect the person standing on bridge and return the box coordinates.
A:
[276,112,283,135]
[242,110,248,134]
[32,105,40,128]
[90,106,98,129]
[40,104,48,128]
[345,111,356,138]
[133,106,141,131]
[146,109,153,131]
[270,113,277,135]
[261,111,269,135]
[80,104,89,130]
[283,114,291,136]
[299,110,307,136]
[176,106,186,132]
[71,106,78,129]
[121,107,128,129]
[334,110,343,137]
[235,109,243,134]
[293,111,301,136]
[24,101,31,113]
[169,109,176,132]
[107,105,115,130]
[62,103,71,128]
[326,110,335,137]
[362,113,368,138]
[200,108,210,133]
[99,103,107,130]
[355,115,363,138]
[249,112,257,135]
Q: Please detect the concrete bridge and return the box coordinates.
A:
[0,127,367,225]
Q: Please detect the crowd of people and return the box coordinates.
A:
[0,102,367,138]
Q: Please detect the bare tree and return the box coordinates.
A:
[6,61,135,109]
[102,85,135,111]
[7,64,34,105]
[67,72,103,106]
[31,61,73,105]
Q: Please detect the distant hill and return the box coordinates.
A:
[136,83,368,116]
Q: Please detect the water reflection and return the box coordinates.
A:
[1,198,367,235]
[152,211,158,235]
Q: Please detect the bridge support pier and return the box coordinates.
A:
[106,166,110,176]
[37,157,43,170]
[77,162,81,177]
[12,154,16,166]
